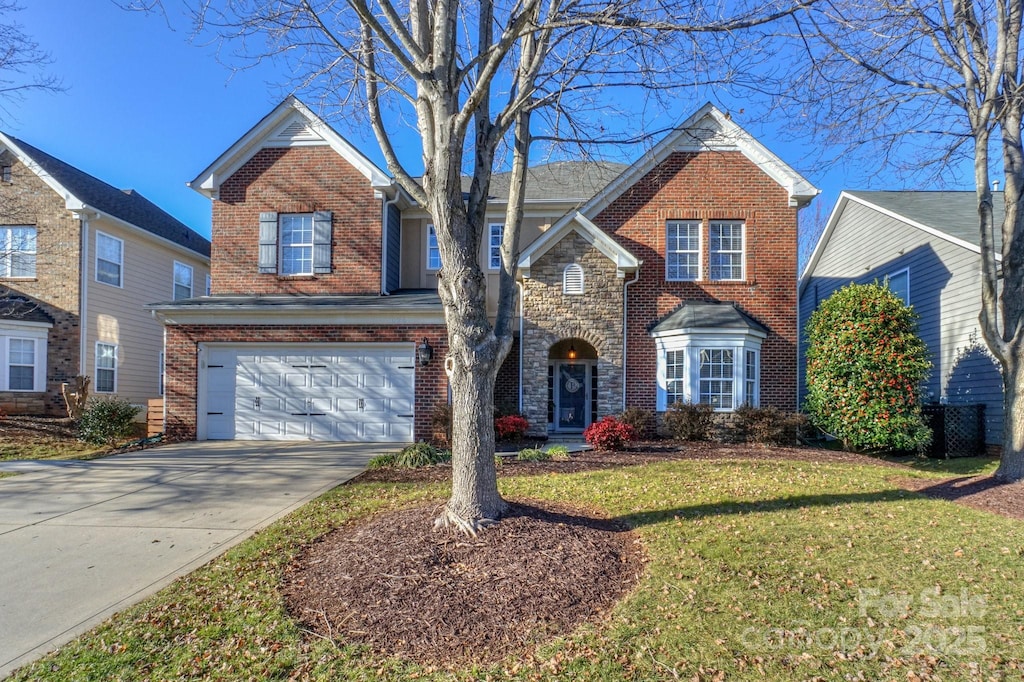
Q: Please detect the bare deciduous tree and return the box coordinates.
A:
[137,0,810,532]
[788,0,1024,478]
[0,1,61,121]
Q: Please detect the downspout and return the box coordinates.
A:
[78,214,90,376]
[621,265,641,410]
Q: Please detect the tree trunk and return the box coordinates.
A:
[995,354,1024,480]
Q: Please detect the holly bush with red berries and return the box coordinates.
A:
[804,281,932,451]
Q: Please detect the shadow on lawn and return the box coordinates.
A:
[910,475,1011,500]
[618,488,915,529]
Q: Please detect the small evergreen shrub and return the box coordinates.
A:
[78,398,141,446]
[394,442,451,468]
[664,401,714,441]
[733,405,808,446]
[805,281,932,451]
[516,447,551,462]
[367,453,397,468]
[583,416,636,450]
[494,414,529,442]
[618,407,654,439]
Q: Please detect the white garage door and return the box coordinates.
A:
[201,344,415,442]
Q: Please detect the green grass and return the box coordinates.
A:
[10,457,1024,681]
[0,441,106,461]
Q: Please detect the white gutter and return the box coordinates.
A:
[621,264,642,410]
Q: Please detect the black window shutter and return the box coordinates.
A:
[258,212,278,273]
[313,211,332,273]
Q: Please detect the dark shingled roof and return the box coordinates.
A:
[651,301,767,335]
[460,161,628,202]
[846,190,1005,252]
[6,135,210,258]
[0,297,54,325]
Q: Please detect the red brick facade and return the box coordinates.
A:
[212,147,383,295]
[595,151,799,412]
[164,324,448,443]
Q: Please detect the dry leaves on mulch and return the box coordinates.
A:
[282,500,644,667]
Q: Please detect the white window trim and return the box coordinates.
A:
[173,261,194,300]
[0,325,48,392]
[426,224,441,271]
[0,225,37,279]
[709,220,745,282]
[666,220,702,282]
[279,213,315,276]
[95,231,124,288]
[886,267,911,305]
[95,342,118,394]
[488,223,504,270]
[654,329,763,411]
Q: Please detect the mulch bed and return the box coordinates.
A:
[282,500,644,667]
[896,474,1024,522]
[0,415,78,441]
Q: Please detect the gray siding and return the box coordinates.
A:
[799,198,1003,445]
[386,202,401,293]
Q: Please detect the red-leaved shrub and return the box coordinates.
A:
[583,416,636,450]
[494,414,529,441]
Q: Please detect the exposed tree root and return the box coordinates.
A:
[433,504,503,536]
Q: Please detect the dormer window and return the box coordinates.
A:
[563,263,584,294]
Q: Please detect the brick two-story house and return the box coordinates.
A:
[150,98,817,443]
[0,133,210,417]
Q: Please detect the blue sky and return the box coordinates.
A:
[6,2,975,246]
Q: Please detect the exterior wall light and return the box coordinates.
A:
[568,344,577,361]
[417,337,434,366]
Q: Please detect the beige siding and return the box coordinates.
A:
[799,200,1003,443]
[85,218,210,417]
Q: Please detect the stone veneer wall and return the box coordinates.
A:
[520,232,624,436]
[0,152,81,415]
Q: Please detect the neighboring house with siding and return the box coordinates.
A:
[0,133,210,417]
[798,190,1004,448]
[150,97,817,443]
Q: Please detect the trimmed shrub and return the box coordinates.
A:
[494,414,529,442]
[618,407,655,439]
[394,442,451,468]
[805,281,932,452]
[733,405,808,446]
[583,416,636,450]
[664,401,714,441]
[516,447,551,462]
[78,398,141,446]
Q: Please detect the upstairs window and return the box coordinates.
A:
[489,224,504,269]
[666,221,700,281]
[96,232,123,287]
[709,221,744,281]
[0,226,35,278]
[95,342,117,393]
[173,262,193,300]
[563,263,585,294]
[258,211,332,275]
[426,224,441,270]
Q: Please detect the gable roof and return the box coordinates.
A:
[799,190,1004,294]
[517,210,639,278]
[650,301,767,337]
[0,133,210,258]
[190,97,391,198]
[581,103,818,216]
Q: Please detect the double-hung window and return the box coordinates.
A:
[95,342,117,393]
[489,224,504,269]
[96,232,123,286]
[426,225,441,270]
[1,226,36,278]
[709,221,744,281]
[666,221,700,281]
[699,349,734,410]
[7,338,35,390]
[654,329,763,412]
[173,262,193,300]
[665,350,686,406]
[0,326,47,392]
[258,211,332,275]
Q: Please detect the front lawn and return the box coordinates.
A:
[11,450,1024,680]
[0,416,106,461]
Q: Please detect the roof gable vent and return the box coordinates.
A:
[273,118,324,144]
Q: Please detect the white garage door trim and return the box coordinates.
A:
[197,342,416,442]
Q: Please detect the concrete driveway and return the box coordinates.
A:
[0,441,381,678]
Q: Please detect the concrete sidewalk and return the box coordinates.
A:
[0,441,380,678]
